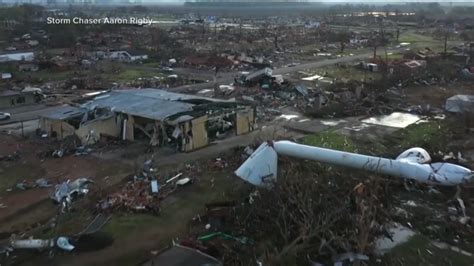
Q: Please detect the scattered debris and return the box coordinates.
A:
[431,241,473,257]
[143,243,222,266]
[197,232,253,245]
[51,178,93,212]
[0,152,20,162]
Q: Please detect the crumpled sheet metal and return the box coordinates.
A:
[51,178,92,203]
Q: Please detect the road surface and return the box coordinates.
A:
[0,104,60,125]
[170,51,376,92]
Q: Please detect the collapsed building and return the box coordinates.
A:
[39,89,255,152]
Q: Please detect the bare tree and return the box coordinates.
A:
[338,31,350,53]
[444,28,450,56]
[234,161,391,265]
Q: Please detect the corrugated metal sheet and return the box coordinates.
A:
[84,93,194,121]
[83,89,227,120]
[115,88,223,102]
[41,105,87,120]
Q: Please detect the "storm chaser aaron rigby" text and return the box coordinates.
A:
[46,17,153,25]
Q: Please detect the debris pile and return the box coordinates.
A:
[97,161,199,214]
[97,180,162,214]
[218,68,406,120]
[0,151,20,162]
[14,178,52,191]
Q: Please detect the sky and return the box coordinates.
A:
[2,0,474,4]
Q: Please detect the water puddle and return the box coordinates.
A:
[374,223,415,255]
[362,112,421,128]
[277,114,299,120]
[321,119,346,126]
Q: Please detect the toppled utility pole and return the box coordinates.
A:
[235,140,473,187]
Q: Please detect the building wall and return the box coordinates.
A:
[39,118,76,139]
[183,115,208,152]
[41,115,120,144]
[236,107,255,135]
[124,114,135,141]
[76,116,120,144]
[0,94,37,108]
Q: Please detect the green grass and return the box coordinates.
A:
[310,65,382,83]
[103,213,162,238]
[0,163,45,195]
[142,62,163,68]
[386,53,404,60]
[399,31,462,52]
[102,170,239,240]
[0,64,16,73]
[42,207,92,237]
[113,69,161,82]
[379,234,473,266]
[399,32,436,44]
[396,121,448,152]
[302,131,358,152]
[15,70,75,82]
[97,169,242,265]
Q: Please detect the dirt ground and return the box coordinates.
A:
[0,135,133,233]
[0,119,302,265]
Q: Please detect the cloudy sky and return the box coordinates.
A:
[3,0,474,4]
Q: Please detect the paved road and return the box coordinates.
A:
[0,104,59,125]
[135,66,237,83]
[170,51,376,93]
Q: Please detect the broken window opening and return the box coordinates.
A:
[16,96,25,104]
[132,117,156,143]
[206,113,235,141]
[64,116,83,130]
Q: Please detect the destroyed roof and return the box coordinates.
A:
[41,105,87,120]
[245,67,272,82]
[82,89,226,120]
[169,115,194,124]
[125,49,149,56]
[114,89,223,102]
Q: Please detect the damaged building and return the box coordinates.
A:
[39,89,255,152]
[0,89,42,108]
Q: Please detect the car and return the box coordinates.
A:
[0,112,11,121]
[162,67,174,73]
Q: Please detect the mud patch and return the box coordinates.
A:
[73,232,114,252]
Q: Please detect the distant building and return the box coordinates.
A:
[0,52,34,63]
[107,50,148,62]
[1,73,12,80]
[18,63,39,72]
[0,89,41,108]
